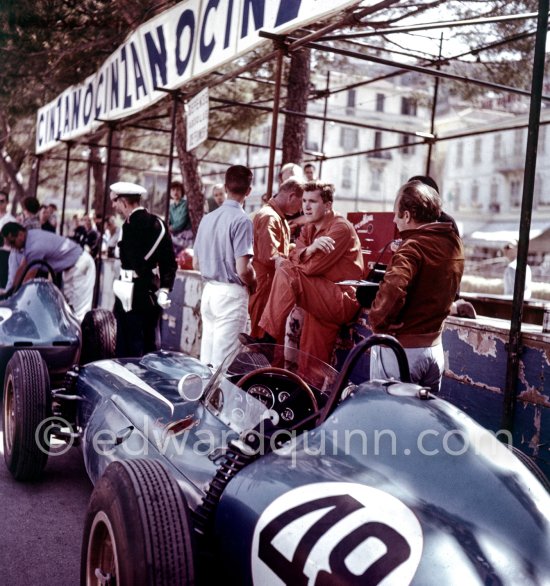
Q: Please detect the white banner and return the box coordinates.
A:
[187,87,209,150]
[35,0,363,154]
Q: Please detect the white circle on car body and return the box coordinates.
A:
[251,482,423,585]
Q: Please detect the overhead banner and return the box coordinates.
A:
[35,0,362,154]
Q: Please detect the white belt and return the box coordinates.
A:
[120,269,137,282]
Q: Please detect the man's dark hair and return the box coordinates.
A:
[303,180,335,203]
[22,196,40,215]
[1,222,25,239]
[304,163,315,171]
[397,181,442,224]
[170,180,184,193]
[408,175,439,193]
[225,165,253,196]
[408,175,460,234]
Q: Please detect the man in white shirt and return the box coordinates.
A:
[503,241,532,300]
[193,165,256,368]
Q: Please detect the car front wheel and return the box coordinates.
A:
[80,309,116,364]
[2,349,50,481]
[81,459,195,585]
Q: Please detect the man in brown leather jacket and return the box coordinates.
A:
[368,180,464,392]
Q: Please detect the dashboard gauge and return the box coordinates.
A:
[247,384,275,409]
[278,391,290,403]
[281,407,295,422]
[231,408,245,423]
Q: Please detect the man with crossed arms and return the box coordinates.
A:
[256,181,363,364]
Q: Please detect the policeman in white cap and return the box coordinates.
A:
[110,181,177,357]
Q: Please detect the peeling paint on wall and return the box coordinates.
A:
[456,328,499,357]
[443,369,502,394]
[527,407,542,457]
[518,387,550,408]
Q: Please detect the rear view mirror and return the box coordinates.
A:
[177,373,204,401]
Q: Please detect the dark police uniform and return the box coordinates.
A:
[115,208,177,357]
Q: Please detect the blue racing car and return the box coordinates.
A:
[3,334,550,585]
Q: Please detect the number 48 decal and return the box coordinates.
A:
[251,483,423,586]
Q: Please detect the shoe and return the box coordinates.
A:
[238,332,259,346]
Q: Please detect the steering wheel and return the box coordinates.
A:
[237,367,319,424]
[12,259,57,293]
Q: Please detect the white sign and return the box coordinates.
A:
[35,0,364,154]
[186,87,209,151]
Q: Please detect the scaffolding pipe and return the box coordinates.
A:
[33,155,41,199]
[266,48,284,200]
[283,37,550,103]
[285,0,402,53]
[425,33,443,176]
[93,125,115,308]
[502,0,549,433]
[211,96,428,137]
[60,141,72,236]
[319,28,537,99]
[165,92,179,227]
[84,152,92,215]
[321,11,537,41]
[319,71,331,177]
[437,118,550,142]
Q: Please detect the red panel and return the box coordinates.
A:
[347,211,398,276]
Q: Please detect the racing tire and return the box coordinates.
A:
[506,444,550,492]
[80,309,116,364]
[81,459,195,586]
[2,350,50,481]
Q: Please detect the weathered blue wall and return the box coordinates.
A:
[441,317,550,478]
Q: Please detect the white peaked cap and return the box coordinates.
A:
[109,181,147,200]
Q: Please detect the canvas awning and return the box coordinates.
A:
[465,220,550,248]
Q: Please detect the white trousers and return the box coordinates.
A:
[370,343,444,393]
[63,251,96,322]
[200,281,249,369]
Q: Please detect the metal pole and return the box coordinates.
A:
[321,11,537,41]
[501,0,548,433]
[93,125,114,308]
[60,141,72,236]
[319,71,330,178]
[84,154,91,215]
[33,155,41,199]
[165,92,179,227]
[426,33,443,176]
[266,47,284,200]
[288,37,550,103]
[211,96,424,137]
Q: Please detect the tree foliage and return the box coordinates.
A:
[0,0,174,206]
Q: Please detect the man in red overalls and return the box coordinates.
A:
[249,177,304,337]
[257,181,363,364]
